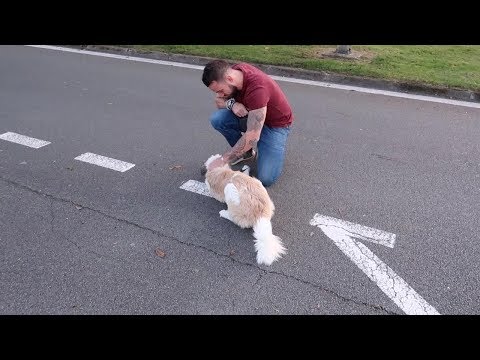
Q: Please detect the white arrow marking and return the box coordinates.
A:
[312,214,396,248]
[310,214,440,315]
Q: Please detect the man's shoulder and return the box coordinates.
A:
[232,62,255,70]
[233,62,266,76]
[235,63,271,88]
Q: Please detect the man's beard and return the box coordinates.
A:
[229,85,239,98]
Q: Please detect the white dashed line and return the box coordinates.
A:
[179,179,213,198]
[74,152,135,172]
[0,132,51,149]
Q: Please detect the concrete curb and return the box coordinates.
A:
[65,45,480,104]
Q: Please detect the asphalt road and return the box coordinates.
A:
[1,45,479,315]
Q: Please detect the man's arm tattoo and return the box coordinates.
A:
[223,107,266,162]
[228,136,247,160]
[246,107,266,132]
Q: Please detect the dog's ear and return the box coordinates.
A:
[204,154,222,169]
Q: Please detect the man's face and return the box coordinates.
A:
[208,78,238,99]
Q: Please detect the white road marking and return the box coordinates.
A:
[179,179,213,198]
[179,181,439,314]
[310,214,440,315]
[26,45,204,70]
[74,152,135,172]
[0,132,51,148]
[311,214,396,248]
[270,76,480,109]
[26,45,480,109]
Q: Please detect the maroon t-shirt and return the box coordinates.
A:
[232,63,294,128]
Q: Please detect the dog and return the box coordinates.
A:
[203,154,286,266]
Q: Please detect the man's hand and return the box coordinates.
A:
[207,156,227,170]
[223,106,267,163]
[232,102,248,117]
[215,96,226,109]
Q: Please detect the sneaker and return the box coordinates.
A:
[230,148,256,166]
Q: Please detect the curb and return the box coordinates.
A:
[65,45,480,104]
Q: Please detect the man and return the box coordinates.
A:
[201,59,294,187]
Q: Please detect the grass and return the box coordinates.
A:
[120,45,480,92]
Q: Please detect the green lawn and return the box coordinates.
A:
[121,45,480,92]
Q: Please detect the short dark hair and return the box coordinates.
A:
[202,59,231,87]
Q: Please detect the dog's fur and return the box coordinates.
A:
[204,154,286,266]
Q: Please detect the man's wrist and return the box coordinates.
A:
[222,153,231,163]
[225,98,236,110]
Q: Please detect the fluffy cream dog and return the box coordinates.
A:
[204,154,286,266]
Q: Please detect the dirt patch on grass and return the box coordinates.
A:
[314,47,376,62]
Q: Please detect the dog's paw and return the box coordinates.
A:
[219,209,232,221]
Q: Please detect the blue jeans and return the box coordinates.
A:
[210,109,291,187]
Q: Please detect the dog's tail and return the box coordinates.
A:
[253,217,287,266]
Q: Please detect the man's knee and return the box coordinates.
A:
[209,110,228,130]
[257,171,279,188]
